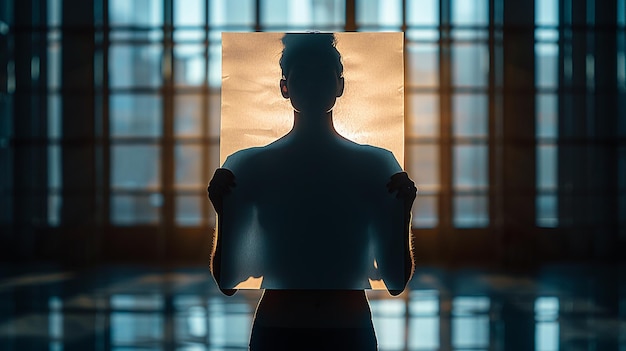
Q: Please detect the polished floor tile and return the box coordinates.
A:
[0,264,624,350]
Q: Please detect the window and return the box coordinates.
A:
[9,0,618,257]
[535,0,559,227]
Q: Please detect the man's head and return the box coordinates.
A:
[279,33,344,113]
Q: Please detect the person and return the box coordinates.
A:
[208,33,416,351]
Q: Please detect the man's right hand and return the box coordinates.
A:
[207,168,236,214]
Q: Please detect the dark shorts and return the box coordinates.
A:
[249,325,377,351]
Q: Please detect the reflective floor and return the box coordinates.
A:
[0,264,624,350]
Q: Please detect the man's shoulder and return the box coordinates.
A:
[222,147,265,172]
[347,143,401,170]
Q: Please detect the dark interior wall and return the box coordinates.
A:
[0,0,13,236]
[0,0,624,265]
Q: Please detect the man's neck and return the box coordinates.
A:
[289,110,340,143]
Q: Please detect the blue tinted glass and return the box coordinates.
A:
[109,45,163,88]
[48,94,61,138]
[111,145,160,189]
[453,94,488,137]
[48,144,61,189]
[176,195,203,226]
[109,0,163,26]
[409,144,439,191]
[210,0,255,26]
[535,29,559,41]
[453,145,488,188]
[175,143,203,188]
[208,40,221,88]
[110,94,162,137]
[452,44,489,87]
[174,0,204,26]
[452,0,488,25]
[537,144,557,189]
[412,194,438,228]
[536,194,558,227]
[536,43,559,88]
[175,94,203,137]
[408,93,438,136]
[47,0,62,26]
[454,195,489,227]
[174,44,206,86]
[356,0,402,27]
[111,194,161,224]
[406,0,438,26]
[536,94,558,138]
[47,43,61,89]
[407,43,439,87]
[262,0,345,28]
[535,0,559,26]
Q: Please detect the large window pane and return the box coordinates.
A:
[537,145,557,190]
[408,144,439,190]
[109,44,163,88]
[452,0,488,25]
[407,43,438,87]
[406,0,438,26]
[48,145,61,189]
[174,0,204,27]
[356,0,402,28]
[452,44,489,87]
[208,39,222,88]
[262,0,345,28]
[48,94,61,139]
[47,43,61,89]
[111,194,161,225]
[175,144,203,188]
[453,93,488,137]
[110,94,162,137]
[209,0,255,26]
[176,195,203,226]
[47,0,62,26]
[536,0,559,26]
[112,145,160,189]
[175,94,203,137]
[536,94,558,138]
[408,93,438,136]
[453,145,488,189]
[109,0,163,26]
[536,43,558,89]
[454,195,489,227]
[537,194,558,227]
[174,44,206,86]
[413,194,438,228]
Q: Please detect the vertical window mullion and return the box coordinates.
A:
[102,0,111,227]
[488,0,497,230]
[161,0,175,256]
[439,0,454,230]
[201,0,210,227]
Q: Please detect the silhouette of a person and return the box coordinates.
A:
[208,33,416,351]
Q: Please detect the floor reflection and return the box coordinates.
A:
[0,264,623,350]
